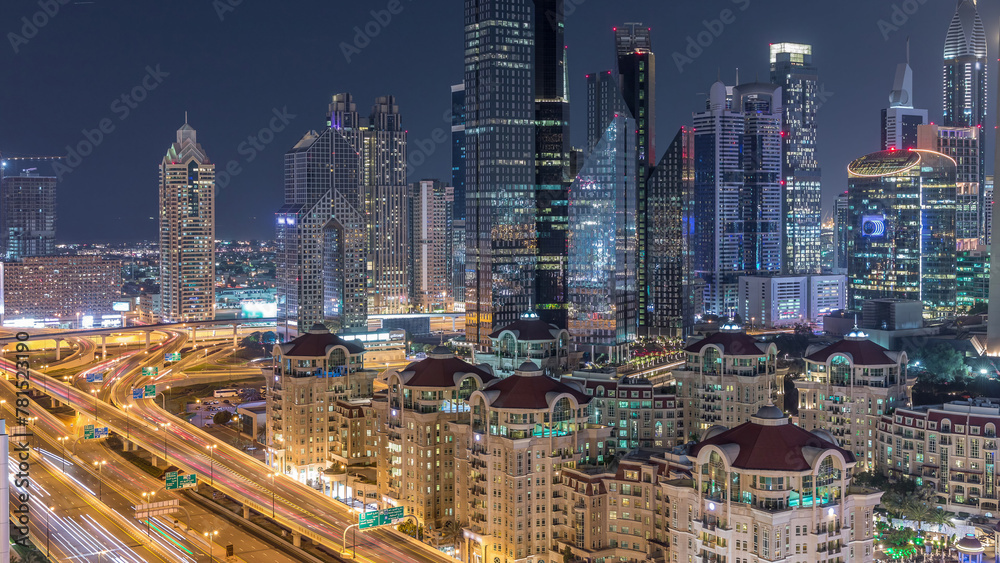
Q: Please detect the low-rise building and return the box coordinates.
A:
[877,398,1000,515]
[566,373,682,452]
[738,274,847,328]
[474,310,572,377]
[672,324,778,439]
[0,255,123,324]
[796,328,912,470]
[264,323,376,483]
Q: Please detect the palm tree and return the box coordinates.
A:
[441,520,463,547]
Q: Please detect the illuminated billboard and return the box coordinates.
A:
[112,301,131,312]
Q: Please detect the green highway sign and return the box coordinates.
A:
[142,367,158,377]
[166,352,181,362]
[359,506,406,530]
[165,471,197,491]
[145,384,156,398]
[83,425,109,440]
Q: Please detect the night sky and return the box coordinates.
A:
[2,0,997,243]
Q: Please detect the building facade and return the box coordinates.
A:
[264,323,376,483]
[693,81,783,317]
[835,191,848,274]
[409,180,453,313]
[737,274,846,328]
[567,373,681,453]
[672,324,779,439]
[957,246,990,314]
[1,172,56,261]
[882,58,927,151]
[796,329,912,471]
[375,346,496,528]
[771,43,822,275]
[451,83,466,313]
[158,120,215,323]
[877,398,1000,515]
[0,256,122,322]
[475,310,571,378]
[918,124,981,248]
[568,114,637,355]
[847,150,957,318]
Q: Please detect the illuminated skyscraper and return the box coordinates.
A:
[942,0,987,242]
[834,191,849,274]
[918,124,980,248]
[881,52,927,151]
[1,171,55,260]
[568,114,636,358]
[693,81,783,317]
[847,150,957,318]
[409,180,453,312]
[451,83,466,311]
[158,120,215,323]
[770,43,821,274]
[464,0,569,346]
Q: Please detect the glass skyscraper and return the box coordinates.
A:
[451,83,467,312]
[568,115,636,357]
[942,0,987,242]
[847,149,957,318]
[770,43,821,275]
[464,0,568,347]
[693,81,783,317]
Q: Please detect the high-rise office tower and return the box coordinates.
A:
[770,43,821,275]
[645,128,693,338]
[693,81,783,317]
[276,94,406,338]
[918,124,980,249]
[464,0,568,347]
[451,84,466,313]
[989,24,1000,355]
[881,52,927,151]
[1,171,55,260]
[943,0,987,243]
[409,180,454,312]
[364,96,409,315]
[847,150,957,318]
[159,120,215,323]
[586,71,621,153]
[534,2,570,330]
[834,191,849,274]
[568,115,636,358]
[985,176,993,245]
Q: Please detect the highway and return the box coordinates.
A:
[6,329,453,563]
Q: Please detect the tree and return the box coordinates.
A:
[441,520,462,547]
[914,343,971,385]
[213,411,233,425]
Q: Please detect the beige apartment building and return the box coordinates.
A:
[264,323,376,483]
[796,328,912,471]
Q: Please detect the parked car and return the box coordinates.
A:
[204,423,213,428]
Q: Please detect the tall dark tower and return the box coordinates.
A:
[533,0,570,329]
[943,0,987,240]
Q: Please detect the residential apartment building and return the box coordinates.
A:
[795,329,912,471]
[672,324,778,439]
[375,346,496,528]
[264,323,376,483]
[409,179,454,312]
[1,172,56,260]
[566,373,681,453]
[877,398,1000,515]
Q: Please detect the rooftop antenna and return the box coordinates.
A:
[906,37,910,65]
[735,67,740,85]
[184,111,189,124]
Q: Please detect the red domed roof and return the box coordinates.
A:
[479,363,590,409]
[805,337,898,366]
[684,329,772,356]
[398,352,495,388]
[279,324,364,356]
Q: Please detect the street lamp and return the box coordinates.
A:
[268,473,277,518]
[90,389,99,423]
[141,491,156,538]
[161,385,171,411]
[45,504,54,558]
[93,460,107,502]
[57,436,69,472]
[206,444,217,486]
[159,422,170,464]
[122,404,132,441]
[203,530,219,563]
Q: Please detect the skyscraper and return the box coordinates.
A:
[1,171,55,260]
[847,150,957,318]
[881,54,927,151]
[645,128,693,338]
[586,71,620,153]
[770,43,821,275]
[159,120,215,323]
[692,81,783,317]
[834,191,849,274]
[917,124,980,249]
[943,0,987,243]
[363,96,409,316]
[409,179,453,312]
[533,1,570,330]
[464,0,567,347]
[276,94,406,338]
[568,114,636,359]
[451,83,467,313]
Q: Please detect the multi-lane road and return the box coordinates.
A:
[7,329,453,563]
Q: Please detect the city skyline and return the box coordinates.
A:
[3,0,998,242]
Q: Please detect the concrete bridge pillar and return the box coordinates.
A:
[292,532,301,548]
[145,331,151,348]
[54,339,62,361]
[233,324,238,347]
[101,335,107,358]
[242,505,251,519]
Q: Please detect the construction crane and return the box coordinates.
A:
[0,151,66,178]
